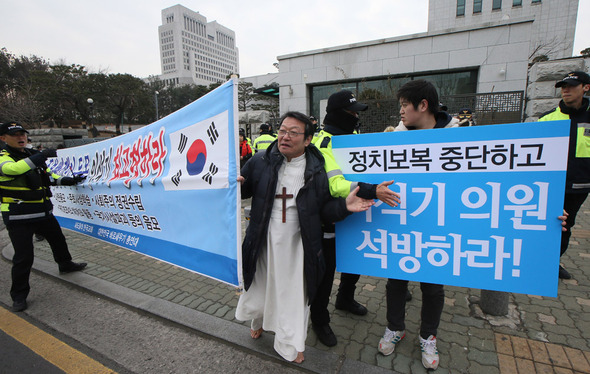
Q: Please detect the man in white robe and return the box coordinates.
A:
[236,111,374,363]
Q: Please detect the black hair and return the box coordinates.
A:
[279,111,314,138]
[397,80,439,115]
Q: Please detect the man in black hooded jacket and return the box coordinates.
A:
[310,90,401,347]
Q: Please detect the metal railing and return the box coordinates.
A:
[358,91,524,133]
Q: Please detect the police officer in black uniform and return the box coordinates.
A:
[0,122,87,312]
[539,71,590,279]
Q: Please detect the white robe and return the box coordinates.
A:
[235,153,308,361]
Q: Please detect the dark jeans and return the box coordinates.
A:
[386,279,444,339]
[310,236,360,326]
[561,192,588,256]
[6,215,72,302]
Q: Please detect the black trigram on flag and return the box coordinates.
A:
[171,170,182,186]
[178,133,188,153]
[202,163,219,185]
[207,122,219,145]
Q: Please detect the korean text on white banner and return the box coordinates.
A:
[46,79,242,286]
[332,120,569,297]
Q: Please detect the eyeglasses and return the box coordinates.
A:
[278,129,304,138]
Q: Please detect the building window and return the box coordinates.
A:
[531,0,541,3]
[457,0,465,16]
[473,0,482,13]
[513,0,522,6]
[493,0,502,9]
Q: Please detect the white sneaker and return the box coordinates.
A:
[419,335,439,370]
[378,328,405,356]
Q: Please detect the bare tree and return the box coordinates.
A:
[238,81,255,111]
[528,35,572,62]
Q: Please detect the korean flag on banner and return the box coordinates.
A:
[162,110,229,191]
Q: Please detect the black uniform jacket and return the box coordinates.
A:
[240,141,351,304]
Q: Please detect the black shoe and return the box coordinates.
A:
[59,261,87,274]
[12,300,27,312]
[405,289,412,302]
[335,299,368,316]
[559,265,572,279]
[312,323,337,347]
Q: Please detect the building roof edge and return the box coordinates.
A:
[277,17,535,61]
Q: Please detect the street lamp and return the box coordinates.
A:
[87,98,94,125]
[87,98,98,137]
[154,91,159,121]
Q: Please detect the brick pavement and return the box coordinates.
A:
[496,333,590,374]
[8,198,590,373]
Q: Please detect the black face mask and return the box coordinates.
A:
[323,109,359,134]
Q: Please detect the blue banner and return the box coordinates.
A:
[333,121,569,296]
[47,79,241,286]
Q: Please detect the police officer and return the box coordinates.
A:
[310,90,400,347]
[0,122,87,312]
[539,71,590,280]
[457,108,475,127]
[252,123,276,152]
[309,116,320,142]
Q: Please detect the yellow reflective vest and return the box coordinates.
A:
[252,133,276,153]
[0,147,63,220]
[312,129,377,200]
[539,98,590,192]
[312,130,356,198]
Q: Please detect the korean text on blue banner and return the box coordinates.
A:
[332,120,569,297]
[47,79,242,286]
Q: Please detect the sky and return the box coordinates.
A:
[1,1,589,79]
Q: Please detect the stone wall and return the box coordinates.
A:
[27,128,88,149]
[525,57,590,122]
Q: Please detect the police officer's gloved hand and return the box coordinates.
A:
[58,177,77,186]
[72,175,86,184]
[40,149,57,158]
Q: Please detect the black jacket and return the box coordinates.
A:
[0,146,54,222]
[240,141,351,303]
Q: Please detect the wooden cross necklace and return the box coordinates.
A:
[275,187,294,223]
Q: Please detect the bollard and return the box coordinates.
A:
[480,289,509,316]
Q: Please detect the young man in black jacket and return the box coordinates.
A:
[379,80,450,370]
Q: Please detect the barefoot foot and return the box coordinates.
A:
[250,328,263,339]
[293,352,304,363]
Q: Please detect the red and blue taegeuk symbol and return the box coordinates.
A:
[186,139,207,175]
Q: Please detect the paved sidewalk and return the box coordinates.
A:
[3,198,590,373]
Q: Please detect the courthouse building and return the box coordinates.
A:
[157,5,239,86]
[248,0,579,130]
